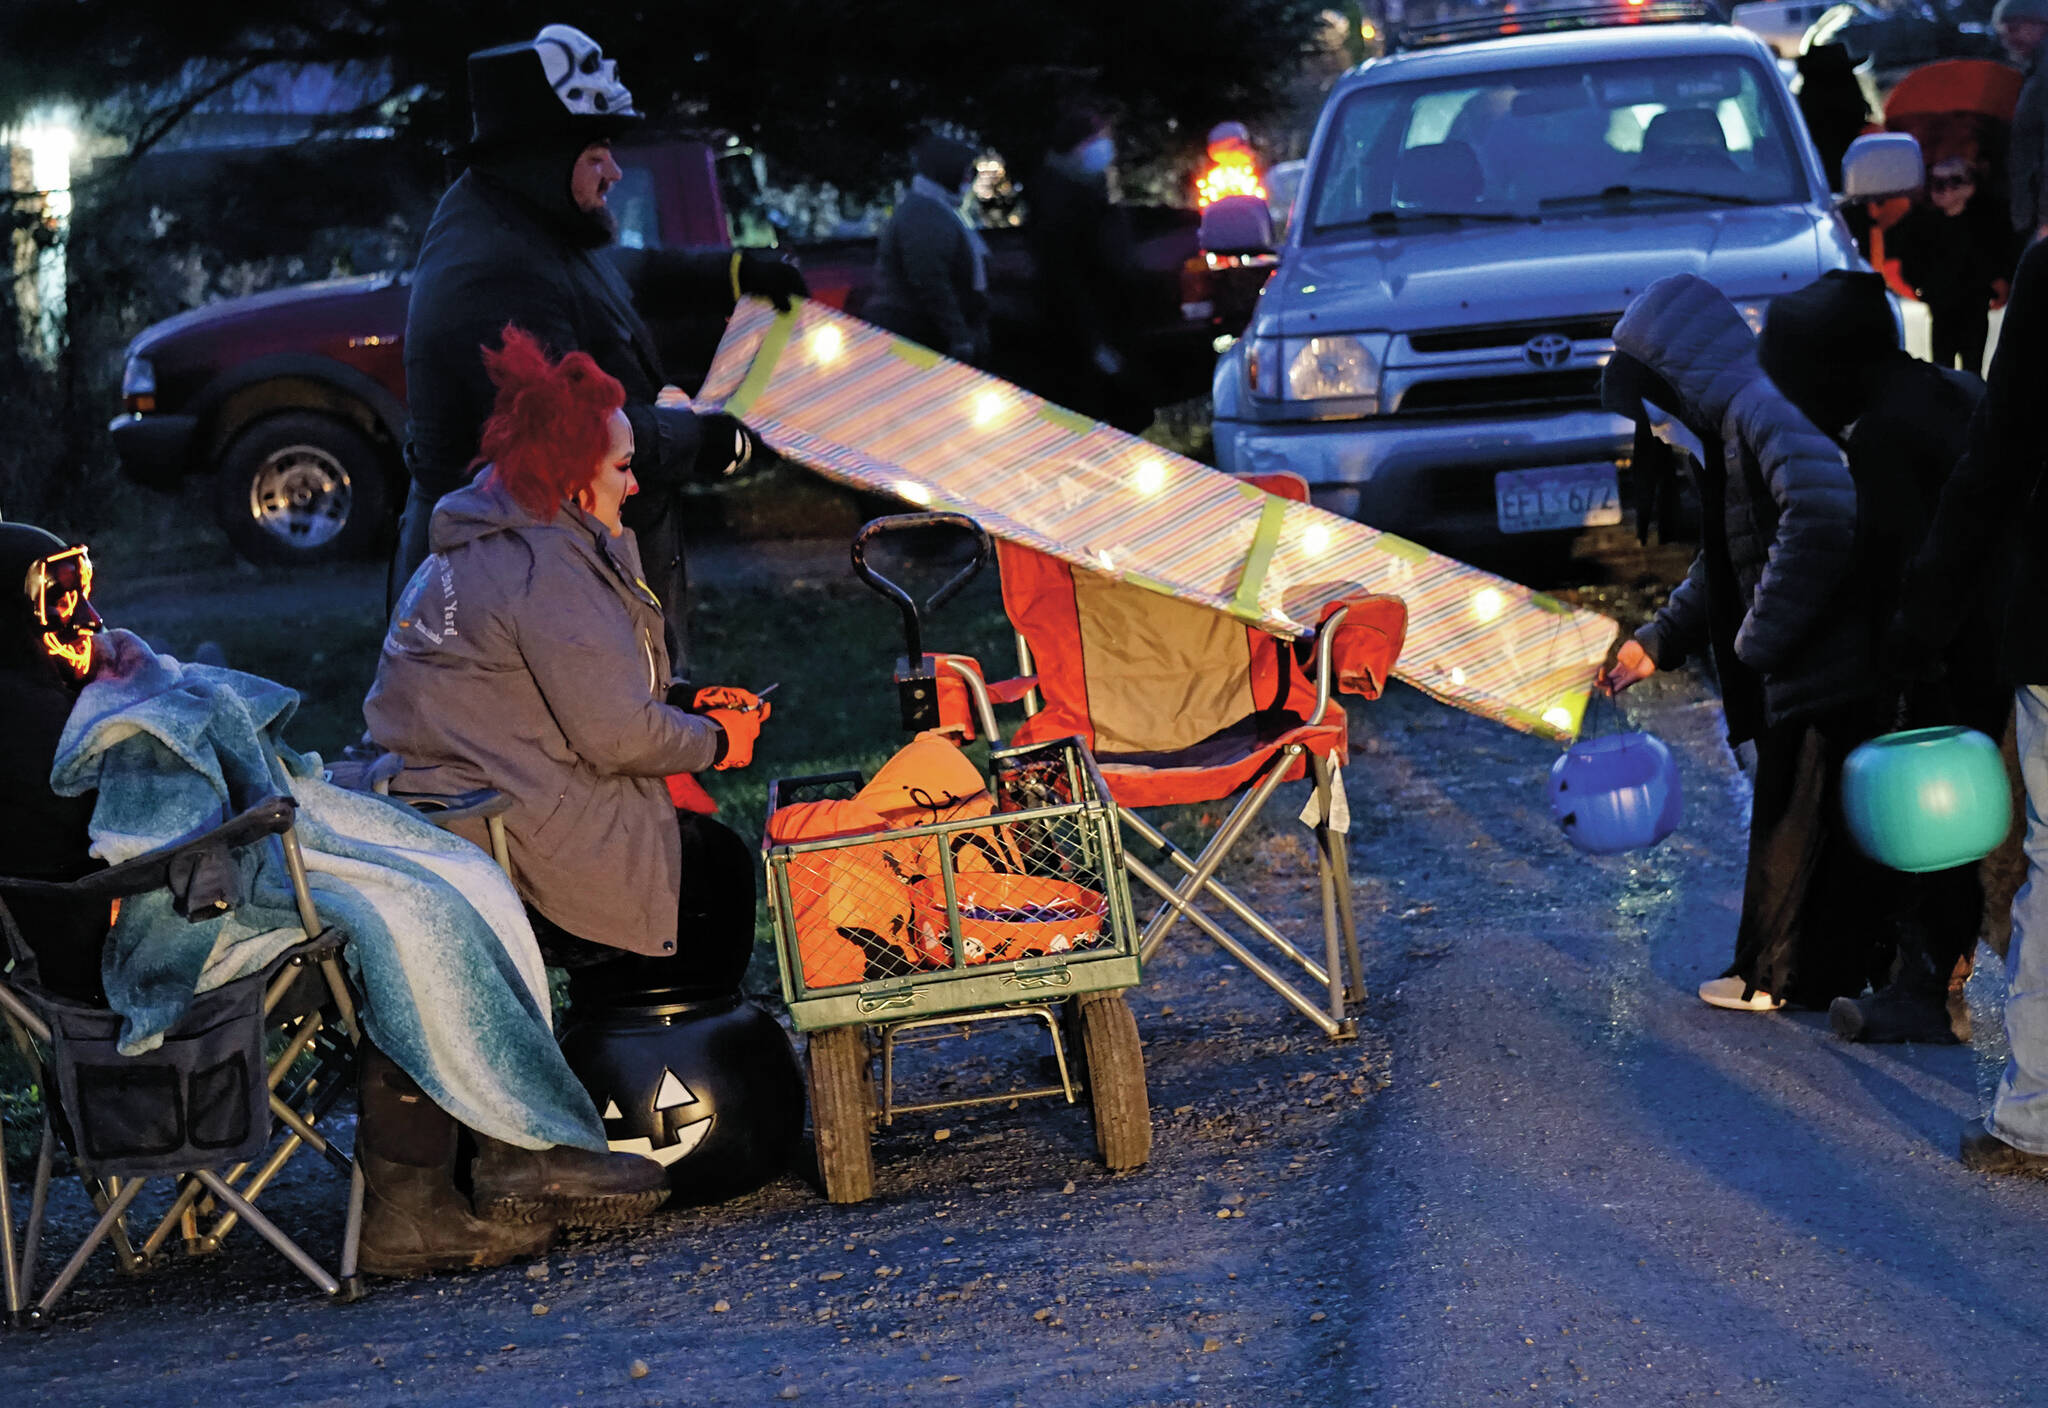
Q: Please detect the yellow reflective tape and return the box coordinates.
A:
[728,252,744,304]
[889,339,942,369]
[1036,403,1094,434]
[1229,493,1289,619]
[723,308,798,418]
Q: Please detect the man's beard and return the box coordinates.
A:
[573,201,619,249]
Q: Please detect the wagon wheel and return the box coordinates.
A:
[806,1025,875,1204]
[1073,991,1151,1171]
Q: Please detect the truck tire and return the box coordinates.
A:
[806,1025,875,1204]
[214,411,389,566]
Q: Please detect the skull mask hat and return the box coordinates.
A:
[0,522,102,687]
[533,24,637,119]
[464,24,644,153]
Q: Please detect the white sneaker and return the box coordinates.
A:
[1698,976,1783,1012]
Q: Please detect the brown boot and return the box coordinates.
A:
[357,1045,555,1277]
[471,1134,670,1228]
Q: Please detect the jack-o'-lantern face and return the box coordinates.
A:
[25,545,101,683]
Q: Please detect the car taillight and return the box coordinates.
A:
[121,356,156,413]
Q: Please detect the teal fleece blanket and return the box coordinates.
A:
[49,631,606,1152]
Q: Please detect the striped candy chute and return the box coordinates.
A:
[699,298,1620,741]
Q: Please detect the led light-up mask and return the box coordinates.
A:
[25,544,102,683]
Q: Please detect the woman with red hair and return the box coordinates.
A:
[364,328,771,1246]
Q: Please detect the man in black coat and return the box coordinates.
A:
[1892,235,2048,1175]
[1759,270,2005,1045]
[394,24,805,661]
[1025,108,1150,432]
[1598,274,1894,1014]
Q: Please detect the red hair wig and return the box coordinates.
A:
[473,324,627,520]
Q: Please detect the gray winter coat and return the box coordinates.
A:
[364,474,723,956]
[1617,275,1873,732]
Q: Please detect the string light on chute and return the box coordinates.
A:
[1302,522,1331,557]
[1133,459,1169,496]
[809,324,844,366]
[971,388,1009,428]
[1472,587,1506,624]
[893,480,933,505]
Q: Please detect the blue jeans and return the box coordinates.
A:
[1991,684,2048,1152]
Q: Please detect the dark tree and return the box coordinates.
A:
[0,0,1327,192]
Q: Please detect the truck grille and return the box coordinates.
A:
[1395,368,1605,415]
[1407,314,1621,354]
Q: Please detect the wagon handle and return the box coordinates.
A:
[850,513,994,663]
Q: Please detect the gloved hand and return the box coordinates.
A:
[691,685,772,771]
[736,253,808,311]
[691,412,762,481]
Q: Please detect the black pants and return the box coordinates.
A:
[1930,301,1989,376]
[1732,700,1989,1006]
[1733,704,1905,1006]
[530,811,755,1008]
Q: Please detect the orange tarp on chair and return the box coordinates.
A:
[966,492,1407,1036]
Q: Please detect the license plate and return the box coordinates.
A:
[1494,464,1623,534]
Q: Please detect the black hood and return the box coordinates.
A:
[1757,270,1902,436]
[470,139,615,250]
[0,521,79,676]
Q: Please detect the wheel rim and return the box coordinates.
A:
[247,444,353,549]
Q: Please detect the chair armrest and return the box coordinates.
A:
[1322,595,1407,700]
[391,788,513,829]
[0,796,298,904]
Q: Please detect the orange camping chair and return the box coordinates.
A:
[947,473,1407,1038]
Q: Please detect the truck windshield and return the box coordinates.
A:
[1306,54,1804,235]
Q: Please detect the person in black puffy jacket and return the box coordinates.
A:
[1760,269,2012,1046]
[1598,274,1895,1014]
[394,24,806,664]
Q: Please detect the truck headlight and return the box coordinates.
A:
[1285,334,1387,403]
[121,355,156,412]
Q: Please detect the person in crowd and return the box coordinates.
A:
[1758,270,2004,1043]
[1795,44,1873,193]
[0,522,112,1003]
[1889,233,2048,1176]
[0,521,668,1277]
[395,23,806,661]
[1026,105,1151,432]
[1887,157,2012,373]
[864,130,992,366]
[1597,274,1894,1015]
[2000,0,2048,245]
[368,326,768,1020]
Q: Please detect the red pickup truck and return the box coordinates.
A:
[111,135,1251,564]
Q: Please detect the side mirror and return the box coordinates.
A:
[1840,132,1924,202]
[1199,194,1275,257]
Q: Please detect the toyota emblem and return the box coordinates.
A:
[1523,333,1572,369]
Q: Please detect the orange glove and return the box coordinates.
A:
[692,686,771,771]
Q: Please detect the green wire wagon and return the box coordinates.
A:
[763,515,1150,1203]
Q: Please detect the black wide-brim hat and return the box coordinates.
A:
[465,41,643,155]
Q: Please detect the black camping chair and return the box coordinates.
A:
[0,790,366,1327]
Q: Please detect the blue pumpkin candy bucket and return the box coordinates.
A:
[1548,695,1681,855]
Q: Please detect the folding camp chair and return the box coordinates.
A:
[944,474,1407,1038]
[0,791,365,1326]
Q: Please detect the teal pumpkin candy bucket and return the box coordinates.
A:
[1841,724,2011,873]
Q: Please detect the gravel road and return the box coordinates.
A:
[9,550,2047,1407]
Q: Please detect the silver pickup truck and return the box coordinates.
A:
[1211,10,1921,554]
